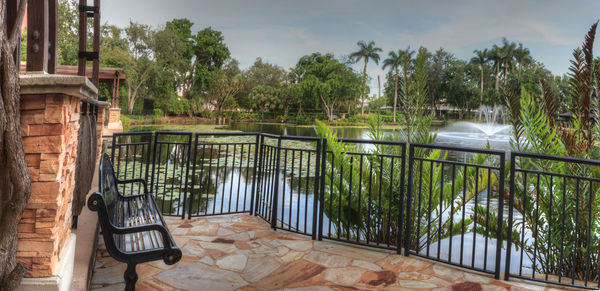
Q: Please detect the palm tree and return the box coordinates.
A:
[490,45,502,91]
[471,49,488,104]
[350,41,382,115]
[501,38,517,79]
[383,50,403,122]
[399,47,414,111]
[514,43,532,77]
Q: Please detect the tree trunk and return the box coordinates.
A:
[0,1,30,288]
[393,73,398,123]
[431,95,436,117]
[480,65,484,104]
[494,63,499,91]
[361,59,368,115]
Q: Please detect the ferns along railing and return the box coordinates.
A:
[107,131,600,289]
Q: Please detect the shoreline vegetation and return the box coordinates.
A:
[124,113,453,132]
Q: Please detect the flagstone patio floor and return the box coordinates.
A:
[91,214,571,291]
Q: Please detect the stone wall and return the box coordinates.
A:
[17,93,81,277]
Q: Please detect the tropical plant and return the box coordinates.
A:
[316,116,498,252]
[350,41,382,115]
[496,22,600,283]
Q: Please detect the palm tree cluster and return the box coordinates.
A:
[475,38,533,92]
[353,38,546,122]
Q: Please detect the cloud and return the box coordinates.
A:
[102,0,600,84]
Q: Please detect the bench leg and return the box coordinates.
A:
[124,263,138,291]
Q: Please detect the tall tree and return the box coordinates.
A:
[249,85,281,120]
[204,59,242,111]
[0,0,30,289]
[382,50,402,122]
[427,48,452,116]
[471,49,488,104]
[514,43,532,77]
[186,27,230,99]
[399,47,415,111]
[123,22,155,114]
[293,53,362,121]
[239,58,286,109]
[490,45,502,91]
[350,41,382,115]
[500,38,517,81]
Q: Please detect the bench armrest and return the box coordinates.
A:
[116,178,148,195]
[111,223,174,249]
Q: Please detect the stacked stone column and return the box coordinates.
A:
[15,74,108,289]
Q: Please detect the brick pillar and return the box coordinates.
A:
[105,107,123,135]
[18,93,81,276]
[17,74,98,290]
[96,103,109,162]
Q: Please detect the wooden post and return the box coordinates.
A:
[92,0,100,87]
[115,71,120,108]
[48,0,58,74]
[26,0,49,72]
[111,73,117,106]
[78,0,87,76]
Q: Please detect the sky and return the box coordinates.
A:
[102,0,600,90]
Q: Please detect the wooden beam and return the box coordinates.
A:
[26,0,49,72]
[78,0,87,76]
[48,0,58,74]
[92,0,100,88]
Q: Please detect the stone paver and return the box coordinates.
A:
[91,214,570,290]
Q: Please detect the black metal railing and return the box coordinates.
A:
[188,132,259,217]
[149,132,193,218]
[406,143,506,278]
[320,138,406,251]
[105,131,600,289]
[110,132,152,196]
[507,151,600,289]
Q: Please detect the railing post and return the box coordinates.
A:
[397,143,406,254]
[150,132,158,194]
[502,152,513,280]
[187,134,199,219]
[110,133,117,165]
[403,144,415,256]
[254,134,265,216]
[178,134,192,219]
[317,139,327,241]
[311,138,322,240]
[271,137,282,229]
[249,134,260,215]
[144,134,152,182]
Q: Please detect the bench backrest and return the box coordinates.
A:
[99,153,119,220]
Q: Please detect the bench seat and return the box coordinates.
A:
[89,154,181,290]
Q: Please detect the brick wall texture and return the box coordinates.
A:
[16,93,104,277]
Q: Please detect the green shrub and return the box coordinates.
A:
[153,108,164,116]
[120,114,131,131]
[293,114,311,125]
[167,98,190,116]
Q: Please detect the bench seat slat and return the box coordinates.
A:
[111,194,166,252]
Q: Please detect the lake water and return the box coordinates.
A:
[122,121,537,275]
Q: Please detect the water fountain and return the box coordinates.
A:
[436,105,513,149]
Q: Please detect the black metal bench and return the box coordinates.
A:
[88,154,182,290]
